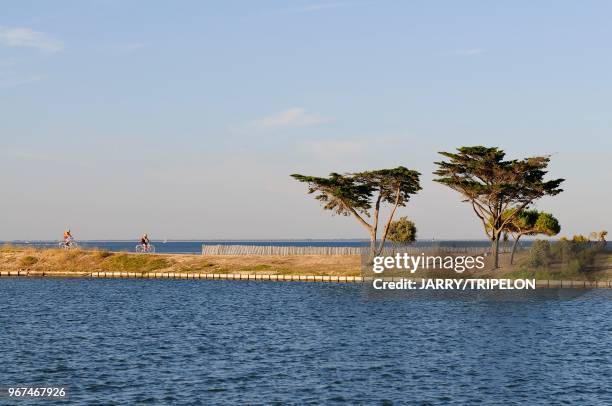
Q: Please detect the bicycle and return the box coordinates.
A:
[135,244,156,253]
[59,241,79,250]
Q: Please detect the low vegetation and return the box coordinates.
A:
[0,247,360,276]
[387,216,417,249]
[101,253,170,273]
[1,244,609,280]
[507,236,610,280]
[19,256,39,267]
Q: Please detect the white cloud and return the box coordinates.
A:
[0,27,63,53]
[249,108,325,130]
[448,48,486,56]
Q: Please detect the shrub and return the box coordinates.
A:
[549,238,573,262]
[527,240,551,267]
[561,259,582,276]
[387,217,417,245]
[103,254,170,272]
[93,250,113,259]
[19,256,39,267]
[572,234,590,243]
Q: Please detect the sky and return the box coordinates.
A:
[1,0,611,240]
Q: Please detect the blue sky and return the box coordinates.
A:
[1,1,611,240]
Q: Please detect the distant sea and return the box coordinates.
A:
[2,239,554,254]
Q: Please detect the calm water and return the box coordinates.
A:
[5,239,552,254]
[0,279,610,405]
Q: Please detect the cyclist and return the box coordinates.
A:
[140,233,150,251]
[63,229,73,247]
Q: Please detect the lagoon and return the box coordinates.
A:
[0,278,610,404]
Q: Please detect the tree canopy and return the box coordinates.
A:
[498,209,561,264]
[434,146,564,268]
[502,209,560,237]
[291,167,421,257]
[290,172,372,217]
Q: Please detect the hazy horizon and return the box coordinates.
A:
[2,1,611,240]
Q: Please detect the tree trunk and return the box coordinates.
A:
[510,235,522,265]
[491,236,500,269]
[375,186,401,257]
[369,231,377,262]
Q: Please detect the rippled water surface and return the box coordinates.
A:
[1,278,610,405]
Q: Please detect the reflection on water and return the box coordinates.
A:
[0,278,610,404]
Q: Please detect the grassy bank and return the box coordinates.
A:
[1,246,610,280]
[0,246,360,276]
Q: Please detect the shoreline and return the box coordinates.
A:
[1,269,611,289]
[1,246,611,285]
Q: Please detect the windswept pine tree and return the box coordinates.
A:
[291,167,421,258]
[433,146,564,269]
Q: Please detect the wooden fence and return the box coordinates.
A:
[202,245,364,255]
[375,246,497,255]
[201,245,500,256]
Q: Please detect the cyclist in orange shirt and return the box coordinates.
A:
[63,229,73,247]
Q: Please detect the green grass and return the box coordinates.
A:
[208,264,274,274]
[240,264,272,272]
[178,262,216,272]
[505,262,604,281]
[93,250,113,259]
[102,254,170,273]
